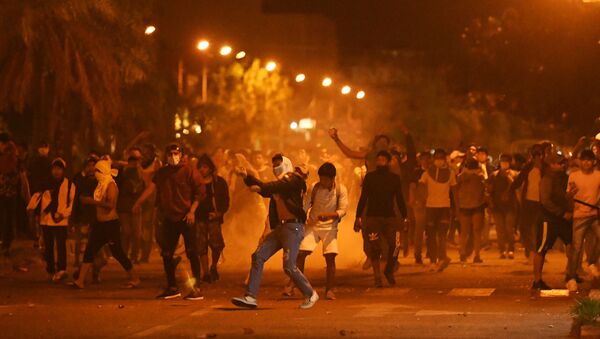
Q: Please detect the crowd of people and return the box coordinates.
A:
[1,127,600,309]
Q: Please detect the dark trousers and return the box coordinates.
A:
[426,207,450,263]
[160,219,201,288]
[0,197,16,255]
[520,200,541,255]
[42,225,68,274]
[197,220,225,257]
[83,220,132,271]
[364,217,399,272]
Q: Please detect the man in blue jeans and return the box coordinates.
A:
[232,154,318,310]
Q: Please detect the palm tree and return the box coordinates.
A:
[0,0,154,159]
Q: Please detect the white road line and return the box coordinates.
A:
[415,310,505,316]
[132,325,172,337]
[447,288,495,297]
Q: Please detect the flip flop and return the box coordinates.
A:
[67,281,84,289]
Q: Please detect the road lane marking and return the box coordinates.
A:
[132,325,172,337]
[415,310,505,316]
[540,289,569,297]
[447,288,495,297]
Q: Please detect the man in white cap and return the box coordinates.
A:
[231,153,318,310]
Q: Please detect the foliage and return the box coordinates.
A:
[571,298,600,325]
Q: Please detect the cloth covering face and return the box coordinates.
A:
[94,160,118,202]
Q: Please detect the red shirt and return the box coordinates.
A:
[153,165,205,222]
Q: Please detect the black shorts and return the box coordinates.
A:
[536,216,572,255]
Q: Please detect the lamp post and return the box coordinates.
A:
[196,40,210,103]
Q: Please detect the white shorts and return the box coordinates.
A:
[299,227,338,255]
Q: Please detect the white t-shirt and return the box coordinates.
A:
[419,169,457,208]
[568,169,600,219]
[305,183,348,230]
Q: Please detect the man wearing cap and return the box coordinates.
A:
[231,153,319,310]
[532,152,572,290]
[419,149,457,272]
[565,150,600,292]
[133,143,205,300]
[28,158,76,282]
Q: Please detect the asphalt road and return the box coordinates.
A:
[0,241,588,338]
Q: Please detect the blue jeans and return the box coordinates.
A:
[246,222,313,298]
[569,217,600,278]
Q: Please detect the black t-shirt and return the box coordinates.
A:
[72,172,97,224]
[357,168,407,218]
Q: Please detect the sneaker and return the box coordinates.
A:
[299,290,319,309]
[473,256,483,264]
[184,288,204,301]
[384,269,396,286]
[156,287,181,300]
[566,279,578,292]
[52,270,67,282]
[507,251,514,260]
[231,295,257,309]
[531,280,552,290]
[210,266,220,282]
[586,264,600,278]
[282,284,295,297]
[438,257,451,272]
[325,289,336,300]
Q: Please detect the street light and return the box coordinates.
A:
[196,40,210,51]
[341,85,352,95]
[265,61,277,72]
[356,90,366,100]
[144,26,156,35]
[290,121,299,130]
[322,77,333,87]
[219,45,232,56]
[235,51,246,59]
[295,73,306,83]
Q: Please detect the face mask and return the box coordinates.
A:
[168,154,181,166]
[273,164,285,178]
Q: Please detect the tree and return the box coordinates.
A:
[0,0,154,159]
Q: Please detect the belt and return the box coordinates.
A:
[280,218,302,225]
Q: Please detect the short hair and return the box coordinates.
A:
[580,149,596,161]
[464,158,479,170]
[433,148,447,158]
[373,135,391,145]
[476,147,488,155]
[271,153,284,163]
[376,150,392,161]
[499,153,513,163]
[318,162,337,178]
[165,143,183,154]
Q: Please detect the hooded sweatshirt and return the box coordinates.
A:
[419,165,457,208]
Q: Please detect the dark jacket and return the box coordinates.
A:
[511,161,546,202]
[456,169,487,210]
[539,169,570,219]
[153,164,205,222]
[488,169,518,213]
[357,167,407,219]
[197,176,229,223]
[244,172,307,229]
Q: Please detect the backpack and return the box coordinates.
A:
[308,182,344,222]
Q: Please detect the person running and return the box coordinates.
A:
[196,154,229,283]
[566,150,600,292]
[70,160,140,289]
[231,154,319,310]
[456,158,487,264]
[488,154,518,259]
[532,153,572,290]
[133,143,204,300]
[355,151,407,287]
[419,149,457,272]
[284,162,348,299]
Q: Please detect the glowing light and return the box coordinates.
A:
[235,51,246,59]
[193,124,202,134]
[196,40,210,51]
[341,85,352,95]
[298,118,316,130]
[322,77,333,87]
[290,121,298,130]
[144,26,156,35]
[175,133,181,139]
[356,90,366,99]
[182,129,190,135]
[295,73,306,83]
[219,45,232,56]
[265,61,277,72]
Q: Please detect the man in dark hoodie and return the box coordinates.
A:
[231,154,318,310]
[355,150,407,287]
[196,154,230,283]
[532,153,572,290]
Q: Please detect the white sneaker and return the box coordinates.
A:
[231,295,257,309]
[52,270,67,282]
[586,264,600,278]
[300,290,319,310]
[566,279,578,292]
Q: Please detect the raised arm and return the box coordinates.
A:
[329,128,369,160]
